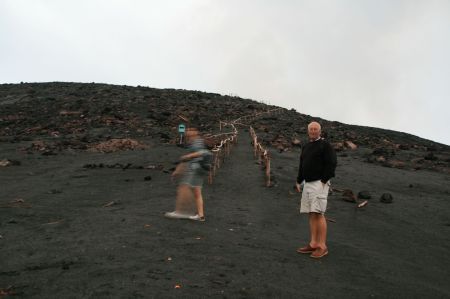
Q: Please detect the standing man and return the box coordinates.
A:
[296,121,337,258]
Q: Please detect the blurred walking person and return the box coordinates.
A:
[165,128,210,222]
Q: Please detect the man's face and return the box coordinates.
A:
[308,123,321,140]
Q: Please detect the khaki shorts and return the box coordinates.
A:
[300,180,330,214]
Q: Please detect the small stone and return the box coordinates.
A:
[49,189,62,194]
[342,189,357,202]
[358,191,371,200]
[376,156,386,163]
[344,141,357,150]
[332,142,344,152]
[380,193,393,203]
[291,138,301,146]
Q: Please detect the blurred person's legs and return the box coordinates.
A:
[192,186,204,217]
[175,184,197,215]
[165,184,195,218]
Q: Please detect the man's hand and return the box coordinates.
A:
[295,182,302,193]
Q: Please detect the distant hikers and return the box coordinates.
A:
[165,128,210,222]
[295,121,337,258]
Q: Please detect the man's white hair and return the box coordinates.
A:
[308,121,321,130]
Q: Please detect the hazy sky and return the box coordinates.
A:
[1,0,449,145]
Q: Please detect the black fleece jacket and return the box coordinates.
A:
[297,138,337,184]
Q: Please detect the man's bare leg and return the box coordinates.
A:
[316,213,327,250]
[309,213,319,248]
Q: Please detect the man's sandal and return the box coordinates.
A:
[296,244,317,254]
[310,248,329,258]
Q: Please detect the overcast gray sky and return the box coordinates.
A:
[1,0,449,145]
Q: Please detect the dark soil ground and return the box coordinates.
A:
[1,83,449,298]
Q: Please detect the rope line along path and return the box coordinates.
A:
[205,107,283,186]
[249,126,271,187]
[206,122,238,184]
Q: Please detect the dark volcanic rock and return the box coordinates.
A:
[372,147,395,157]
[342,189,357,202]
[424,152,438,161]
[1,82,450,299]
[1,82,449,174]
[358,191,371,200]
[380,193,394,203]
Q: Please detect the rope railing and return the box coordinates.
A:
[204,107,283,185]
[249,126,271,187]
[207,122,238,184]
[242,108,283,187]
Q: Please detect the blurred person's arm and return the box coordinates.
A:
[180,150,204,161]
[172,162,186,178]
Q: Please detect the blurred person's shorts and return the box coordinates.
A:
[179,162,206,188]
